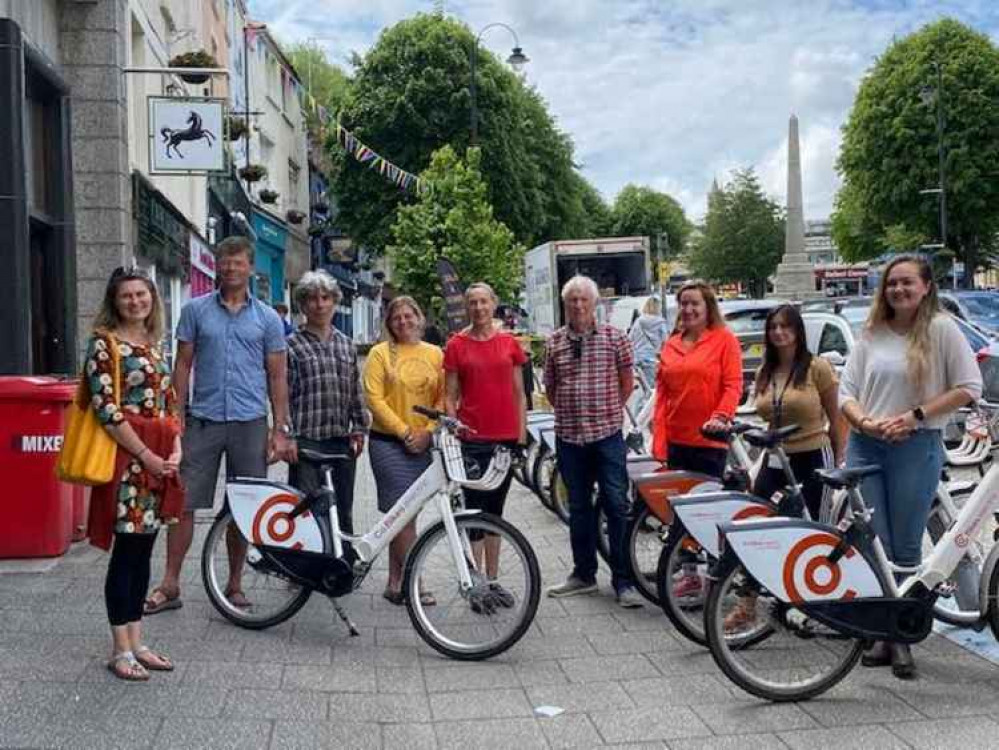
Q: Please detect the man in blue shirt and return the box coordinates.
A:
[145,236,292,614]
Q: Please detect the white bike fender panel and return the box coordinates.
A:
[227,480,324,553]
[721,519,884,604]
[672,493,774,558]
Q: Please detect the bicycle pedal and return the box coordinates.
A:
[935,581,957,599]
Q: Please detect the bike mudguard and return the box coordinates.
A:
[632,470,721,522]
[718,518,885,604]
[227,479,325,553]
[671,492,774,558]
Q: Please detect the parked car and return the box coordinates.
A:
[940,291,999,338]
[721,299,790,405]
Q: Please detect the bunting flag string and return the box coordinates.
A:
[327,121,425,194]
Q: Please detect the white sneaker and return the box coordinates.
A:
[616,586,644,609]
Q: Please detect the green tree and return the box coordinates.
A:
[836,18,999,283]
[328,13,592,253]
[387,145,524,312]
[285,42,350,131]
[688,168,784,298]
[610,184,691,262]
[829,181,882,263]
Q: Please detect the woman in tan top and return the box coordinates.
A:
[752,304,846,520]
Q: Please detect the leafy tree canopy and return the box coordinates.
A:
[284,42,350,132]
[610,184,691,262]
[386,145,524,315]
[328,13,598,253]
[688,168,784,298]
[835,18,999,280]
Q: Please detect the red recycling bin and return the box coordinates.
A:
[0,376,79,558]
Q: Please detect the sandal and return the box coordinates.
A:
[224,587,252,608]
[382,588,405,605]
[107,651,150,682]
[134,646,174,672]
[144,586,182,616]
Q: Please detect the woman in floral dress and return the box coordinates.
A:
[85,267,184,681]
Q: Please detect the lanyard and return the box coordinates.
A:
[771,365,797,429]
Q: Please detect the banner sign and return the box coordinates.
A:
[332,123,425,194]
[437,258,468,334]
[149,97,226,174]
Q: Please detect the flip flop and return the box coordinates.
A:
[382,589,405,605]
[134,646,174,672]
[224,588,252,608]
[107,651,149,682]
[144,587,182,615]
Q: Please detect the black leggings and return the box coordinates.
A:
[667,442,728,479]
[462,441,516,541]
[752,445,834,521]
[105,532,158,627]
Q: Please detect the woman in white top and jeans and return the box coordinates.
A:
[839,254,981,679]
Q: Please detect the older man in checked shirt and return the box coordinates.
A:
[287,270,370,533]
[544,274,643,608]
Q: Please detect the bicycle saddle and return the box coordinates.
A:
[299,448,349,464]
[815,465,881,489]
[743,424,800,449]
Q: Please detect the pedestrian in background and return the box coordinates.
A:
[86,266,183,680]
[145,236,292,615]
[628,296,670,389]
[544,275,643,608]
[286,270,369,534]
[363,296,444,605]
[652,280,742,603]
[274,302,295,337]
[840,253,981,678]
[444,283,527,608]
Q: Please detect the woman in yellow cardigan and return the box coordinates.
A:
[362,296,445,604]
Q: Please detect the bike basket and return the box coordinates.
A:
[440,432,512,491]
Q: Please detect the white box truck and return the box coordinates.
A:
[523,236,652,336]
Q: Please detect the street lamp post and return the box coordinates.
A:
[920,60,953,288]
[469,23,528,146]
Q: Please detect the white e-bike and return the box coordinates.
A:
[201,406,541,661]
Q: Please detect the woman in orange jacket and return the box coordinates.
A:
[652,280,743,476]
[653,281,743,601]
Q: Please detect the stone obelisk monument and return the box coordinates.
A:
[773,114,817,298]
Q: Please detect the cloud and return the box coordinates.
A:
[247,0,999,223]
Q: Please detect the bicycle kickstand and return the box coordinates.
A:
[328,598,360,637]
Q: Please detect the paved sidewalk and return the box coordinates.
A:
[3,457,999,749]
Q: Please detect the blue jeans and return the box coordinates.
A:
[556,431,633,592]
[846,429,944,568]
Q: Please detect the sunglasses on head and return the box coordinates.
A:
[110,265,152,282]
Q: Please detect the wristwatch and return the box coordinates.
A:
[278,424,293,436]
[912,406,926,423]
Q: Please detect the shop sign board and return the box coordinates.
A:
[149,97,226,174]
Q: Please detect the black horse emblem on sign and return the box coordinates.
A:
[161,111,216,159]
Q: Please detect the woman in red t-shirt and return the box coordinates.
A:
[444,283,528,607]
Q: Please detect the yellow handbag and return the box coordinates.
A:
[56,334,121,486]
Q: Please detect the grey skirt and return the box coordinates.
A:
[369,434,433,512]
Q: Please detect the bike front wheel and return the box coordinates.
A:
[704,558,863,702]
[629,504,668,604]
[403,513,541,661]
[201,510,312,630]
[656,525,714,645]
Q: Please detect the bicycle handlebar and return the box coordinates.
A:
[412,405,473,434]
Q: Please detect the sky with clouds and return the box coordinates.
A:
[246,0,999,222]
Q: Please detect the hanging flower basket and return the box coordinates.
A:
[227,116,248,141]
[286,210,306,225]
[259,188,280,204]
[238,164,267,183]
[169,50,218,84]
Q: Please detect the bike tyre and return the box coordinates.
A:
[201,510,312,630]
[656,525,711,644]
[403,513,541,661]
[548,464,572,524]
[704,557,863,702]
[534,448,557,511]
[628,504,667,605]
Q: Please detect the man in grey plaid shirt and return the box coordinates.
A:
[287,270,370,533]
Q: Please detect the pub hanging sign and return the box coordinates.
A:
[148,97,226,175]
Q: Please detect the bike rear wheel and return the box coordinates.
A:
[403,513,541,660]
[705,559,863,702]
[549,465,571,524]
[534,448,557,511]
[201,510,312,629]
[629,504,668,604]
